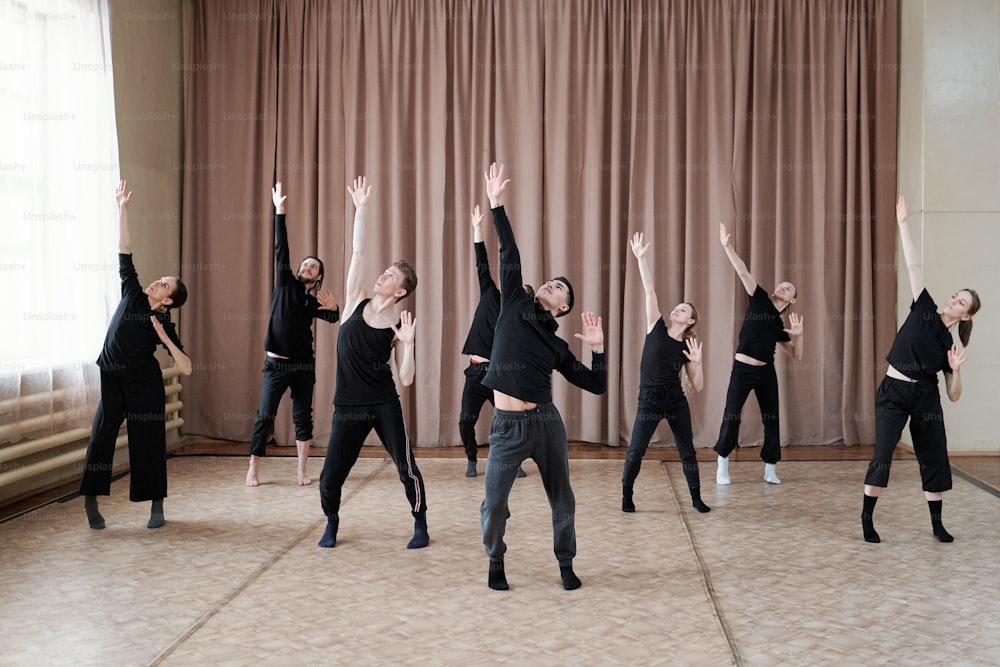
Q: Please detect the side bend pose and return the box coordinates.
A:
[317,176,427,549]
[80,180,192,529]
[479,162,607,591]
[861,195,980,543]
[246,181,340,488]
[714,223,804,485]
[458,204,527,479]
[621,232,708,514]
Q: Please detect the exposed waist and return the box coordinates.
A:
[468,355,490,364]
[885,365,918,383]
[734,353,768,367]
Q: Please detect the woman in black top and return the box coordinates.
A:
[317,176,426,550]
[80,180,192,529]
[713,223,804,485]
[861,196,980,543]
[621,232,708,513]
[245,182,339,488]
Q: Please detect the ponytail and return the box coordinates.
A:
[958,288,981,346]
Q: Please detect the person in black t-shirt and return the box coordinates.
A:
[245,182,340,488]
[861,195,980,544]
[713,223,804,485]
[621,232,708,514]
[80,180,192,530]
[458,204,528,479]
[479,163,607,592]
[317,176,427,550]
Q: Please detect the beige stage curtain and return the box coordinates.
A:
[180,0,898,449]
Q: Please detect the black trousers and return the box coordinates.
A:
[865,376,952,492]
[622,385,701,490]
[458,361,494,461]
[713,360,782,464]
[80,369,167,502]
[319,401,427,517]
[249,356,316,456]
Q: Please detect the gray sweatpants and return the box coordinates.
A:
[480,402,576,566]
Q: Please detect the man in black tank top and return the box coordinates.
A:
[245,182,340,488]
[317,176,428,550]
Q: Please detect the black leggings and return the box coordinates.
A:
[319,401,427,517]
[622,385,700,490]
[865,376,952,492]
[80,370,167,502]
[713,360,781,463]
[458,361,494,461]
[249,356,316,456]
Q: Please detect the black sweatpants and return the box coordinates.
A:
[319,401,427,517]
[864,376,952,492]
[458,360,494,461]
[249,356,316,456]
[713,360,782,464]
[622,385,701,490]
[80,369,167,502]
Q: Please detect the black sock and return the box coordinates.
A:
[690,486,711,513]
[861,494,880,543]
[84,495,105,529]
[318,513,339,548]
[407,513,429,549]
[622,485,635,513]
[147,498,165,529]
[488,560,509,590]
[560,565,581,590]
[928,499,954,543]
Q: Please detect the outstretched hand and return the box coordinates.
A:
[347,176,371,209]
[392,310,416,344]
[149,316,169,343]
[272,182,287,212]
[471,204,483,230]
[573,311,605,350]
[115,180,133,210]
[683,337,702,364]
[719,223,731,247]
[783,312,804,337]
[947,343,968,371]
[316,289,338,311]
[630,232,650,259]
[484,162,511,206]
[896,195,908,225]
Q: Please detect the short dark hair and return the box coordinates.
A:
[393,260,418,302]
[169,277,188,309]
[552,275,574,317]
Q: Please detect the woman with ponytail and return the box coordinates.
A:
[621,232,709,514]
[861,195,981,543]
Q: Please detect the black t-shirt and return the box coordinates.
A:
[264,213,339,361]
[461,241,500,358]
[735,285,791,364]
[886,288,953,382]
[481,206,607,404]
[97,254,184,376]
[333,299,399,406]
[639,317,688,389]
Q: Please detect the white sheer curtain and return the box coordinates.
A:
[0,0,120,444]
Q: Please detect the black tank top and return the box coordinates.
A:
[333,299,399,406]
[639,317,688,389]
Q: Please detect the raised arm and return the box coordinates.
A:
[392,310,416,386]
[483,162,523,301]
[558,311,608,394]
[719,223,757,296]
[471,205,496,295]
[343,176,371,315]
[630,232,661,332]
[272,182,293,278]
[116,180,133,254]
[895,195,923,301]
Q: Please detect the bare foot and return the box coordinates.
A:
[296,440,312,486]
[246,456,260,487]
[297,470,312,486]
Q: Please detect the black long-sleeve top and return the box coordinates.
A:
[481,206,606,404]
[97,253,184,377]
[461,241,500,358]
[735,286,791,364]
[264,213,339,361]
[885,288,953,382]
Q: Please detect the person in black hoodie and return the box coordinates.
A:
[479,162,607,591]
[861,195,980,543]
[80,180,192,530]
[245,182,339,487]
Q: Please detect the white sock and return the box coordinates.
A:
[716,455,731,485]
[764,462,781,484]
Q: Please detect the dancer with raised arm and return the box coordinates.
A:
[861,195,980,543]
[80,180,192,529]
[622,232,708,514]
[246,181,339,488]
[714,223,803,485]
[479,163,607,591]
[317,176,427,549]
